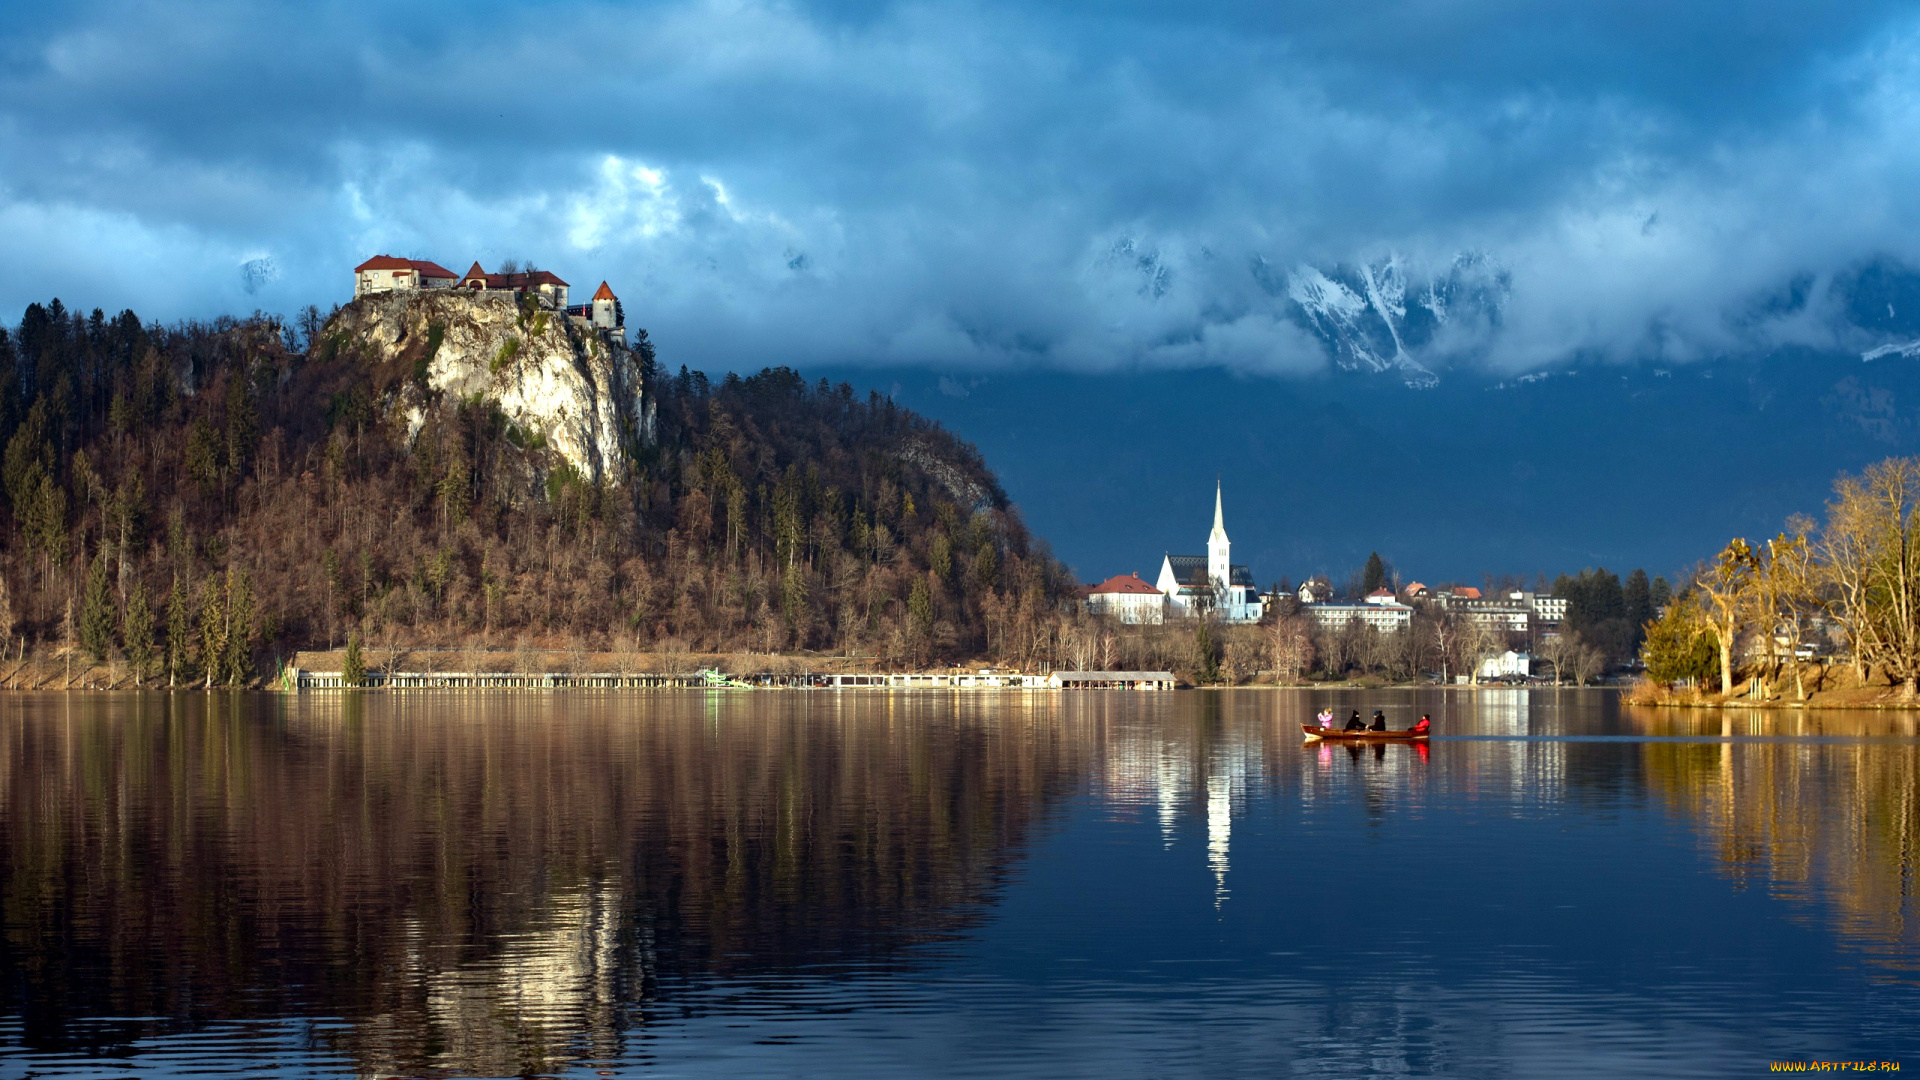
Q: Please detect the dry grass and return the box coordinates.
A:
[1628,664,1920,709]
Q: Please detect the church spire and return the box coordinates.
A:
[1209,479,1227,544]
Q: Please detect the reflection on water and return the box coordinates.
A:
[0,688,1916,1077]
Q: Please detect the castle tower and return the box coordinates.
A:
[590,281,621,330]
[1207,480,1230,592]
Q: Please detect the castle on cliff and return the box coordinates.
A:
[351,255,624,331]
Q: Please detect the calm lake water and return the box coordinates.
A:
[0,689,1916,1078]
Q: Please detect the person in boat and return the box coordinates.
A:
[1412,714,1432,735]
[1344,710,1367,731]
[1369,710,1387,731]
[1317,709,1334,729]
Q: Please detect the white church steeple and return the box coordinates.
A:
[1207,480,1230,592]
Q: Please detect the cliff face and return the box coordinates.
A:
[327,290,651,484]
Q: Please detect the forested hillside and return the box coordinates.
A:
[0,299,1078,683]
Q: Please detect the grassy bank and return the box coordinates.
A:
[1625,664,1920,709]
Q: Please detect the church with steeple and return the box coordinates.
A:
[1153,483,1266,623]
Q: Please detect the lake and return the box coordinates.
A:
[0,688,1915,1078]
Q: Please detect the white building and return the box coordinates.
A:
[1297,576,1333,604]
[352,255,459,298]
[1155,484,1265,623]
[1434,590,1567,637]
[587,281,622,329]
[1477,650,1532,680]
[1303,602,1413,634]
[1087,573,1166,624]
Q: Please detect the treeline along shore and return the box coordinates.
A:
[0,296,1359,690]
[0,295,1125,686]
[1638,454,1920,707]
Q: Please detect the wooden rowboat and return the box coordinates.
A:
[1302,724,1429,741]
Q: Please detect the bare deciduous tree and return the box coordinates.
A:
[1697,539,1761,696]
[1268,615,1313,683]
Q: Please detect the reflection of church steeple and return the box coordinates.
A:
[1207,771,1231,908]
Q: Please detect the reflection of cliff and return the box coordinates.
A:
[0,691,1094,1075]
[1632,710,1920,973]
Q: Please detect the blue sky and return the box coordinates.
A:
[4,0,1920,377]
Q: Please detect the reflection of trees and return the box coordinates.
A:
[1632,710,1920,973]
[0,691,1096,1075]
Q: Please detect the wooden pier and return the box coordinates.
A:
[286,669,1178,691]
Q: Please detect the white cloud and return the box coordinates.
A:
[1,0,1919,375]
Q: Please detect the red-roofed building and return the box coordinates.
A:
[458,262,572,308]
[1364,588,1398,606]
[1087,572,1167,624]
[565,280,623,330]
[353,255,459,298]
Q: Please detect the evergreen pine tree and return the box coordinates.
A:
[123,581,154,681]
[974,543,998,594]
[1649,575,1673,613]
[223,565,255,686]
[343,633,366,688]
[1624,569,1653,641]
[165,578,193,688]
[1194,622,1220,684]
[79,551,116,662]
[1643,597,1717,687]
[1362,552,1387,595]
[199,576,227,689]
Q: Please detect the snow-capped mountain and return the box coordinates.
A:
[1282,252,1509,388]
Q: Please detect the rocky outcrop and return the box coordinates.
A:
[327,290,652,484]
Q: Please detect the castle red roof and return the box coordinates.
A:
[355,255,456,277]
[460,262,570,289]
[592,281,617,302]
[1091,573,1162,596]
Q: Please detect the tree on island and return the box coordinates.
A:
[1642,597,1717,688]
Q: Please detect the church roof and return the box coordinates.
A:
[1162,555,1254,590]
[1164,555,1208,588]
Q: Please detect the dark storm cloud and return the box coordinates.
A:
[2,0,1918,373]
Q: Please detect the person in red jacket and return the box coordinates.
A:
[1411,714,1432,735]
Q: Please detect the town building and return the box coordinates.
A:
[1303,601,1413,634]
[352,256,459,298]
[1477,650,1532,680]
[1087,573,1166,624]
[1431,589,1567,638]
[1297,576,1334,604]
[1155,484,1265,623]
